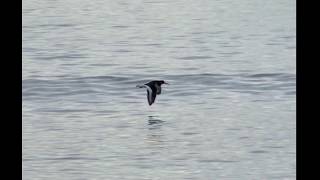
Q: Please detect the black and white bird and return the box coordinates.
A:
[136,80,168,106]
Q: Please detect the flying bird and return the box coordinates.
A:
[136,80,168,106]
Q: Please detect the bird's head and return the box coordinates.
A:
[157,80,169,86]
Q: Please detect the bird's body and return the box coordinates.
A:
[136,80,168,106]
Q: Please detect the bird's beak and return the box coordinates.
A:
[164,81,169,85]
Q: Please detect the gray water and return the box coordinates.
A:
[22,0,296,179]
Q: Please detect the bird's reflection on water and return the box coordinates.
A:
[146,116,165,145]
[148,116,165,126]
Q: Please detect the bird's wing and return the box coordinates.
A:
[146,85,156,105]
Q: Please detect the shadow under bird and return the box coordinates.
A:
[136,80,169,106]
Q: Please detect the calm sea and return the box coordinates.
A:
[23,0,296,179]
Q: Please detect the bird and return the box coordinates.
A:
[136,80,169,106]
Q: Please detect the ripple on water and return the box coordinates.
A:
[198,159,239,163]
[250,150,269,154]
[176,55,214,60]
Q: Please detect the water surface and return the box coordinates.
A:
[23,0,296,179]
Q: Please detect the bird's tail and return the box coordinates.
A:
[136,85,146,88]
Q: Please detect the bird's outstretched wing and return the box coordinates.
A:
[146,85,157,105]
